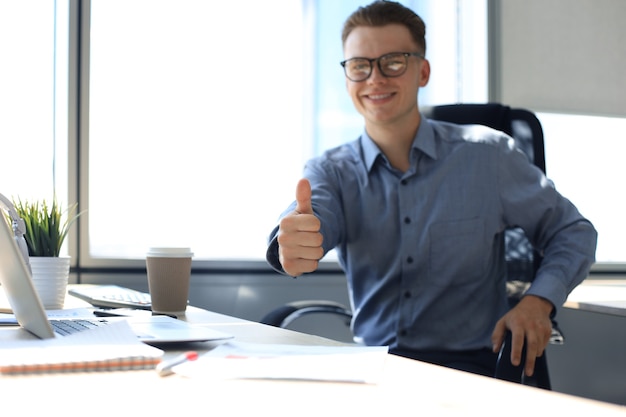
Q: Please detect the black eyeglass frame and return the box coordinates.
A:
[340,52,425,82]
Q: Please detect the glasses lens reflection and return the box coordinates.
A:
[343,53,411,82]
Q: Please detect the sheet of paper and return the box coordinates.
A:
[174,341,388,384]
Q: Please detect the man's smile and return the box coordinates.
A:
[364,92,395,101]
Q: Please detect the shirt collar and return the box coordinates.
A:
[415,116,438,160]
[360,130,383,172]
[360,117,439,173]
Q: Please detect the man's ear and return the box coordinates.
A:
[419,59,431,87]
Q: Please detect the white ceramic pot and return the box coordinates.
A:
[29,256,70,309]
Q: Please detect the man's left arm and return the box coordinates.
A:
[494,138,598,376]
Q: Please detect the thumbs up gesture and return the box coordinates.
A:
[277,179,324,276]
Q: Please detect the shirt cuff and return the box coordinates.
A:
[524,273,567,317]
[266,226,287,274]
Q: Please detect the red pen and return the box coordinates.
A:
[156,351,199,377]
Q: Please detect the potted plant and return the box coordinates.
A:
[10,196,82,309]
[12,197,81,257]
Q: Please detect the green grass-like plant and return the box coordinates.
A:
[11,197,81,257]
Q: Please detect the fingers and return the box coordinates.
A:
[509,330,525,368]
[502,327,550,377]
[507,330,538,377]
[279,251,322,277]
[492,296,553,377]
[523,336,539,377]
[277,215,323,245]
[491,320,506,353]
[295,178,313,215]
[522,326,550,377]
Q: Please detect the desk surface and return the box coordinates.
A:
[1,287,625,416]
[564,279,626,317]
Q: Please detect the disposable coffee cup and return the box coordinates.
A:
[146,247,193,316]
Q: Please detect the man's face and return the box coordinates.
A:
[343,24,430,129]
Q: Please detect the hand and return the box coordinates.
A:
[277,179,324,277]
[491,295,554,377]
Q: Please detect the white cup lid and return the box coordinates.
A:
[147,247,193,258]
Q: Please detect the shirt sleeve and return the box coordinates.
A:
[265,225,285,274]
[497,136,598,310]
[265,152,349,276]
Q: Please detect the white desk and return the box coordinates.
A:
[548,279,626,404]
[1,289,625,416]
[564,279,626,317]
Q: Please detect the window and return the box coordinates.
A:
[0,0,70,251]
[83,0,487,268]
[84,0,307,266]
[539,112,626,269]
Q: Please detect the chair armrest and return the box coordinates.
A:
[260,300,352,328]
[494,331,551,389]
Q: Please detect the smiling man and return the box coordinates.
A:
[266,0,597,378]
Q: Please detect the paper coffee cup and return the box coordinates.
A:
[146,247,193,316]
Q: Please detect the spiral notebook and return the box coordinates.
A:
[0,320,164,375]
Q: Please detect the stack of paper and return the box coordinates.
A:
[173,341,388,384]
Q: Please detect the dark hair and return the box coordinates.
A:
[341,1,426,54]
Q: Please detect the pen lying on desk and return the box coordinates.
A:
[156,351,199,377]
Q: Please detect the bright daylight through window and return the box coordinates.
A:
[86,0,306,264]
[0,1,69,249]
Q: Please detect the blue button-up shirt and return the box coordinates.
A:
[267,118,597,352]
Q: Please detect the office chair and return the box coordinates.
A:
[261,103,559,389]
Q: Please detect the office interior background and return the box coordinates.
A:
[1,0,625,405]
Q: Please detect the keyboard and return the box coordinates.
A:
[68,285,152,310]
[50,319,109,336]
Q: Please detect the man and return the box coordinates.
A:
[266,0,597,377]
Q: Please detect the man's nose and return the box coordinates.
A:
[367,63,386,83]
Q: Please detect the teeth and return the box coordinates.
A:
[368,93,392,100]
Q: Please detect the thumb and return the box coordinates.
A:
[295,178,313,215]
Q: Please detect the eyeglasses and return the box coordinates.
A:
[340,52,424,82]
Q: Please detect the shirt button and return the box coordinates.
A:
[407,256,414,264]
[404,291,411,298]
[399,329,408,337]
[400,179,408,186]
[404,217,411,224]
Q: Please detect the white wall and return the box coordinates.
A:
[493,0,626,117]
